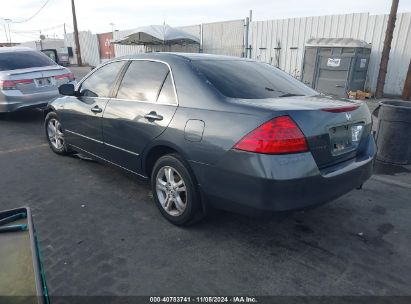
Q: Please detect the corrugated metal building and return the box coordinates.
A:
[63,12,411,96]
[202,19,245,56]
[64,31,100,67]
[249,12,411,96]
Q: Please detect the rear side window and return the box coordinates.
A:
[80,61,125,98]
[0,51,57,71]
[191,60,317,99]
[157,73,177,105]
[117,61,169,102]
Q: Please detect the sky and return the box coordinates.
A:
[1,0,411,42]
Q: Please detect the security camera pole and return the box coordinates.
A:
[71,0,83,66]
[375,0,399,98]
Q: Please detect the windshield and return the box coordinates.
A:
[191,60,317,99]
[0,51,57,71]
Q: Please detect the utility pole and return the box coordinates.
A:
[7,22,11,44]
[402,59,411,100]
[375,0,399,98]
[245,10,253,59]
[2,24,9,43]
[71,0,82,66]
[244,16,249,58]
[4,19,12,44]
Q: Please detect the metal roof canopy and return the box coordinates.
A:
[305,38,372,48]
[113,25,200,46]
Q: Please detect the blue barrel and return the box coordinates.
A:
[376,100,411,165]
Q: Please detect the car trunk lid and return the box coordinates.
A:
[231,95,372,168]
[2,65,71,94]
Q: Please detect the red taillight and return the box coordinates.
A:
[0,79,33,90]
[55,73,75,81]
[321,105,359,113]
[0,80,16,90]
[234,116,308,154]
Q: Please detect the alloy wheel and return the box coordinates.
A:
[155,166,187,216]
[47,118,65,150]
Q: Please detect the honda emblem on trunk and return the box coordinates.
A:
[346,112,352,121]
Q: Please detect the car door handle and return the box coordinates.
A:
[144,111,163,121]
[91,105,103,114]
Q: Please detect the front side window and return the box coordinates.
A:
[79,61,125,98]
[116,61,169,102]
[0,51,57,71]
[191,60,317,99]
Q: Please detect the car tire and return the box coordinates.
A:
[151,153,205,226]
[45,112,71,155]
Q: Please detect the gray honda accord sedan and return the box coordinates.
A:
[44,53,375,225]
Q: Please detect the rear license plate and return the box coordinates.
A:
[330,125,351,153]
[35,77,54,87]
[329,124,363,154]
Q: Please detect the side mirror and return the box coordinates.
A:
[59,83,76,96]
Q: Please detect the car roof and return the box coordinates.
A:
[121,52,254,62]
[0,47,36,53]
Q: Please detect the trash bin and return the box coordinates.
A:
[376,100,411,165]
[301,38,371,97]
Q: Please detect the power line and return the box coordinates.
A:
[12,23,67,34]
[1,0,53,24]
[9,31,40,40]
[3,23,72,42]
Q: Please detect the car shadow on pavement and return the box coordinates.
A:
[186,190,409,292]
[0,108,44,122]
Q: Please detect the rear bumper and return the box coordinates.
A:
[190,134,376,214]
[0,81,75,113]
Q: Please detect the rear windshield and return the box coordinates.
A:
[0,51,57,71]
[191,60,317,99]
